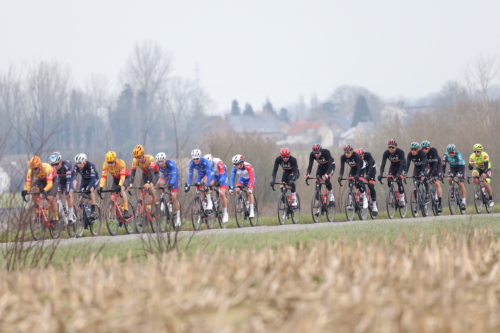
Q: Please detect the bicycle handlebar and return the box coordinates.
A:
[305,176,324,186]
[23,191,48,202]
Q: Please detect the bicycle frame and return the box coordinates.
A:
[305,177,335,223]
[132,186,161,234]
[407,176,430,217]
[338,177,367,221]
[448,176,465,215]
[272,181,301,225]
[467,176,492,214]
[379,175,407,219]
[233,185,258,227]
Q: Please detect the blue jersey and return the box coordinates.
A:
[56,160,76,184]
[442,152,465,168]
[187,157,214,185]
[159,160,179,186]
[73,161,99,183]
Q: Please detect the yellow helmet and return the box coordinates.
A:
[105,151,117,162]
[132,145,145,158]
[29,156,42,169]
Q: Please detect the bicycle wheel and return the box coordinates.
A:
[358,193,368,221]
[291,193,301,224]
[151,198,163,233]
[105,200,120,236]
[134,199,146,234]
[485,189,492,214]
[206,198,217,229]
[49,207,63,239]
[421,187,430,217]
[250,200,259,227]
[89,204,102,236]
[30,207,45,240]
[191,196,203,230]
[122,201,135,234]
[325,194,336,222]
[234,195,246,228]
[172,202,181,231]
[277,193,287,225]
[410,187,419,217]
[75,203,85,238]
[344,190,355,221]
[311,190,322,223]
[214,197,224,229]
[398,193,408,218]
[430,188,439,216]
[66,205,76,238]
[448,187,458,215]
[473,184,483,214]
[386,188,396,219]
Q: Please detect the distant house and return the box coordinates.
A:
[330,116,352,147]
[337,121,376,148]
[284,119,334,148]
[225,114,290,141]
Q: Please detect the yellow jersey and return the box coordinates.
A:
[132,154,160,174]
[24,163,56,191]
[469,151,491,170]
[99,159,131,187]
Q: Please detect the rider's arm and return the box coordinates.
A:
[117,160,127,187]
[366,152,376,175]
[325,150,335,175]
[64,161,74,192]
[429,148,439,175]
[229,166,237,188]
[306,152,314,175]
[99,163,108,188]
[271,156,280,182]
[246,164,256,190]
[24,169,32,191]
[353,154,362,177]
[338,155,346,178]
[405,152,412,174]
[291,156,299,180]
[168,161,178,185]
[130,159,137,184]
[186,161,195,185]
[43,165,55,192]
[204,159,215,184]
[441,154,448,176]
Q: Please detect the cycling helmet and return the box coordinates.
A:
[204,154,213,163]
[49,152,62,165]
[420,140,431,148]
[191,149,202,159]
[446,144,456,153]
[232,154,244,164]
[473,143,483,150]
[74,153,87,163]
[105,151,117,162]
[343,144,353,152]
[312,143,322,152]
[29,156,42,169]
[132,145,145,158]
[280,147,291,156]
[387,139,397,146]
[354,148,364,156]
[155,152,167,162]
[410,142,420,149]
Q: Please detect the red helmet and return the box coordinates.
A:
[355,148,364,156]
[280,147,290,156]
[387,139,397,146]
[343,144,353,152]
[312,143,322,152]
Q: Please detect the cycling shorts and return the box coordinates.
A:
[448,166,465,182]
[112,176,132,190]
[473,168,492,183]
[236,176,256,188]
[58,179,76,193]
[32,177,59,197]
[211,173,228,190]
[141,172,159,187]
[80,178,99,191]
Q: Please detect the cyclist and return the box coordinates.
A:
[21,156,60,223]
[406,142,430,199]
[421,140,443,213]
[441,144,467,210]
[97,151,132,219]
[49,152,77,223]
[468,143,493,207]
[229,154,257,218]
[304,143,336,204]
[270,147,300,206]
[129,145,160,206]
[338,144,368,209]
[378,139,407,206]
[73,153,100,219]
[355,148,378,215]
[155,152,181,227]
[204,154,230,223]
[185,149,214,211]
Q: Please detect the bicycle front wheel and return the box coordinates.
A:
[105,201,120,236]
[311,191,321,223]
[206,198,217,229]
[277,193,287,225]
[234,195,247,228]
[191,197,203,231]
[325,195,336,222]
[75,203,85,238]
[386,188,396,219]
[291,193,301,224]
[421,188,430,217]
[344,190,355,221]
[123,201,136,234]
[250,200,258,227]
[134,199,146,234]
[89,204,102,236]
[398,193,408,218]
[30,207,45,241]
[448,187,458,215]
[358,194,368,221]
[410,187,419,218]
[49,211,63,239]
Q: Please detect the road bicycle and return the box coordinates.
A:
[272,182,301,225]
[56,189,76,238]
[99,189,135,236]
[188,183,217,231]
[75,189,102,237]
[211,183,226,228]
[233,185,259,228]
[305,177,335,223]
[448,176,466,215]
[24,192,62,240]
[338,177,368,221]
[379,176,407,219]
[157,186,181,232]
[427,176,443,216]
[408,176,431,218]
[363,180,377,220]
[131,185,163,234]
[468,176,493,214]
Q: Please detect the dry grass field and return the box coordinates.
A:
[2,220,500,332]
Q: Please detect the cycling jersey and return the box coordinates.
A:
[159,160,179,188]
[99,159,131,187]
[210,157,228,189]
[380,148,406,175]
[271,156,299,182]
[230,162,256,189]
[55,160,76,192]
[362,152,377,181]
[406,150,429,178]
[74,161,99,190]
[24,163,56,192]
[306,149,335,176]
[132,154,160,173]
[339,152,364,178]
[187,157,214,185]
[469,151,491,170]
[442,152,466,167]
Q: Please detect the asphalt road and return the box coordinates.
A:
[3,213,498,248]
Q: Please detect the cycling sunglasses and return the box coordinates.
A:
[387,146,396,149]
[474,150,482,153]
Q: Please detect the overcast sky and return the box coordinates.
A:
[1,0,500,113]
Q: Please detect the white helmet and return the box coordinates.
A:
[232,154,244,164]
[74,153,87,163]
[191,149,202,159]
[155,152,167,162]
[204,154,213,163]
